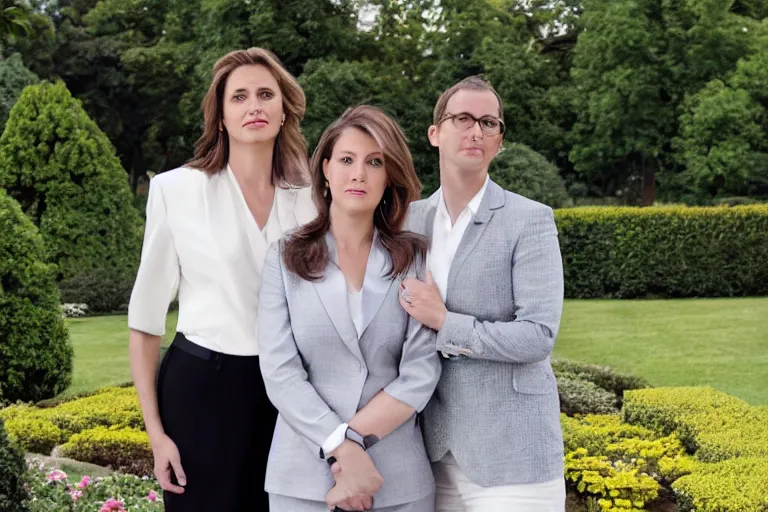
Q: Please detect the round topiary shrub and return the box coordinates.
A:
[0,417,28,512]
[557,375,619,416]
[0,189,73,403]
[0,80,143,283]
[489,143,570,208]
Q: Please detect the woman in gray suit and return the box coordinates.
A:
[257,105,441,512]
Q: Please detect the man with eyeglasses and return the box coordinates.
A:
[400,76,566,511]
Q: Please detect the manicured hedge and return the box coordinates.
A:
[673,457,768,512]
[58,427,152,476]
[555,205,768,298]
[0,386,143,454]
[623,387,768,511]
[622,387,768,461]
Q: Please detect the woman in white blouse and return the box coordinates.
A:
[127,48,316,511]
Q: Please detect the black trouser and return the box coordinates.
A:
[157,333,278,511]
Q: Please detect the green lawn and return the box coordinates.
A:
[64,312,179,396]
[65,298,768,404]
[554,297,768,405]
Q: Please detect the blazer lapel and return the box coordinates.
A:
[446,180,506,291]
[312,233,364,363]
[424,191,440,239]
[359,235,396,337]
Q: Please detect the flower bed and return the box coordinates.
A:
[25,462,162,511]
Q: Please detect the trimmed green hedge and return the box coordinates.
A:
[555,205,768,298]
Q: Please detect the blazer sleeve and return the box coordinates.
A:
[383,256,441,412]
[127,177,180,336]
[258,242,344,453]
[436,206,564,364]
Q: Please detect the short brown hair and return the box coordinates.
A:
[187,47,309,186]
[432,75,504,124]
[283,105,427,281]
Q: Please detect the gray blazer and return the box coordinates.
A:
[257,232,441,506]
[407,179,565,486]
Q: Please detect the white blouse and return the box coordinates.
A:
[128,165,317,356]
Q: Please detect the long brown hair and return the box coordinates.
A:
[186,47,309,186]
[283,105,427,281]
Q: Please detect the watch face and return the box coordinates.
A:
[363,434,380,449]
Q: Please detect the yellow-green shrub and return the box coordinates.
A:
[555,205,768,298]
[0,386,142,453]
[58,426,152,476]
[622,387,768,461]
[565,448,660,511]
[562,414,658,454]
[672,457,768,512]
[2,416,63,454]
[43,386,143,436]
[562,414,696,476]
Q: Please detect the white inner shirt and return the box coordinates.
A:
[347,287,364,338]
[427,176,489,302]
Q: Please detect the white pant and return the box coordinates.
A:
[433,453,566,512]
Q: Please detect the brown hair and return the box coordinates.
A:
[283,105,427,281]
[186,47,309,186]
[432,75,504,124]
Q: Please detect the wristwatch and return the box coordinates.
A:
[320,425,379,462]
[345,426,379,450]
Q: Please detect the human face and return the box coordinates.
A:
[323,127,388,218]
[222,64,283,146]
[428,89,503,176]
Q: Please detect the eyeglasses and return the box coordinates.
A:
[438,112,506,136]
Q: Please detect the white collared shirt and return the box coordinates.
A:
[428,176,489,302]
[128,166,316,356]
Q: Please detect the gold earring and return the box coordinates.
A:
[324,180,329,197]
[281,114,286,126]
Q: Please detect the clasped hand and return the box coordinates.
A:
[325,441,383,511]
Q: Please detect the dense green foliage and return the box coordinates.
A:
[0,53,38,133]
[0,418,28,512]
[0,189,72,403]
[0,81,143,283]
[0,0,764,203]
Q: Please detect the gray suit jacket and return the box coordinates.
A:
[407,179,565,486]
[257,232,441,506]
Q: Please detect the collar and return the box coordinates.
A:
[436,174,490,220]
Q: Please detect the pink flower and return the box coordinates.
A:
[77,475,92,489]
[46,469,68,483]
[100,497,126,512]
[147,489,158,502]
[70,490,83,502]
